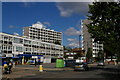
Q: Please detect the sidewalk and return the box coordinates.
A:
[12,65,74,71]
[2,63,97,73]
[2,64,74,78]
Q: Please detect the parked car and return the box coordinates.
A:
[87,61,93,64]
[27,60,35,65]
[97,61,105,66]
[108,60,116,65]
[74,62,89,71]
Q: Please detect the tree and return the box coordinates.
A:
[86,48,92,61]
[63,46,72,52]
[63,46,72,59]
[98,49,104,61]
[74,53,83,59]
[87,2,120,60]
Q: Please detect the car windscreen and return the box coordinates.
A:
[75,63,82,65]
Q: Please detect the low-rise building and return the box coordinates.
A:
[0,32,63,58]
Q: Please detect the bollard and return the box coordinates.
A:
[39,65,43,72]
[13,62,15,68]
[114,61,117,65]
[22,56,24,65]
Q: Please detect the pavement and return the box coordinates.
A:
[2,63,120,78]
[2,63,74,78]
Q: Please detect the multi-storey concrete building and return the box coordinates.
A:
[0,33,63,58]
[81,20,92,53]
[92,39,103,57]
[23,21,62,45]
[81,19,103,58]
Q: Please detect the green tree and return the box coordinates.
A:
[86,48,92,61]
[63,46,72,59]
[63,46,72,52]
[98,49,104,61]
[74,53,83,59]
[87,2,120,60]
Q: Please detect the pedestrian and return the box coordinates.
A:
[3,61,7,66]
[3,61,8,68]
[35,59,37,67]
[13,62,15,68]
[3,63,8,74]
[116,60,118,64]
[8,62,13,73]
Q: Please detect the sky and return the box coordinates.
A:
[2,2,90,48]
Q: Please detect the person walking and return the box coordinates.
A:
[8,61,13,73]
[35,59,37,67]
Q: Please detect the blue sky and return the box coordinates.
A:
[2,2,90,47]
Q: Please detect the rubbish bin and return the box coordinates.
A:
[56,59,64,68]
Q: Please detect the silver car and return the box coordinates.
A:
[74,62,89,71]
[97,62,105,66]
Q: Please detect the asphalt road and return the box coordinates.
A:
[2,63,120,79]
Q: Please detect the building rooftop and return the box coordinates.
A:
[28,21,61,33]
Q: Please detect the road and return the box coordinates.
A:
[2,63,120,79]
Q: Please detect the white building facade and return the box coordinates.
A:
[92,39,103,57]
[0,33,63,58]
[81,20,103,58]
[23,21,62,45]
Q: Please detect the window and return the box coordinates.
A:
[16,46,23,52]
[14,38,23,44]
[4,36,9,41]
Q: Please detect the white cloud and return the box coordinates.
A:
[97,0,118,2]
[68,42,79,48]
[64,27,81,36]
[8,25,22,29]
[43,22,51,26]
[20,0,36,7]
[56,0,119,17]
[67,38,80,48]
[9,25,20,29]
[56,2,91,17]
[9,25,15,28]
[67,38,77,42]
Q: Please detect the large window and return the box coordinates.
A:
[16,46,23,52]
[14,38,23,44]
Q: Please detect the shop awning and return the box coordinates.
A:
[17,54,43,58]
